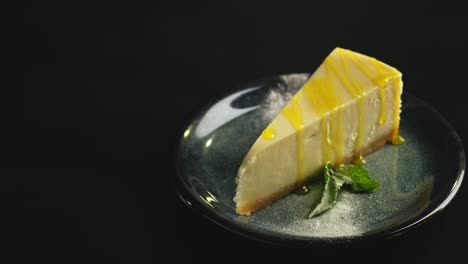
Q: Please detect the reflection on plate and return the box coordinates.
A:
[174,74,465,245]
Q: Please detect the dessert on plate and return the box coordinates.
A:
[235,47,403,215]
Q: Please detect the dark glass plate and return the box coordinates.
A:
[174,74,465,245]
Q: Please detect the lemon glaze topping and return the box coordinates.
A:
[261,124,276,140]
[281,95,306,184]
[334,50,366,155]
[391,76,403,144]
[346,49,402,126]
[325,51,365,159]
[276,48,402,182]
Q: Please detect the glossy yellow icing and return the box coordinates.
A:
[261,124,276,140]
[320,116,330,163]
[326,51,366,158]
[281,95,306,183]
[353,155,366,165]
[347,51,390,124]
[334,50,366,156]
[279,48,402,180]
[391,76,403,144]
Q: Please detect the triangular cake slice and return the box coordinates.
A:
[235,47,403,215]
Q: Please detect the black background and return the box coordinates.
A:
[5,2,468,263]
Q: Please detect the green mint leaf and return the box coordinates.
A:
[308,163,380,218]
[335,164,380,192]
[308,162,345,218]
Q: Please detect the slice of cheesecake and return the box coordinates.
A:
[235,47,403,215]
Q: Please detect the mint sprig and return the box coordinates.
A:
[308,162,379,218]
[334,164,379,192]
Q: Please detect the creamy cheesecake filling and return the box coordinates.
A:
[235,47,403,215]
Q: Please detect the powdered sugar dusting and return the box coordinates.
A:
[295,192,361,237]
[262,88,293,121]
[261,74,309,121]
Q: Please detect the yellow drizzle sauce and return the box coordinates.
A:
[320,117,330,163]
[281,95,306,184]
[261,124,276,140]
[303,68,345,164]
[391,77,403,144]
[347,51,389,124]
[326,51,366,157]
[353,155,366,165]
[347,49,404,143]
[279,48,402,183]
